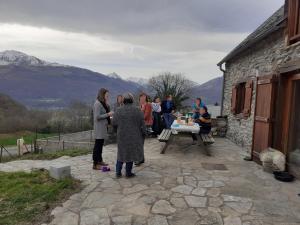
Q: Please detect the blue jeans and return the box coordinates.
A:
[163,113,174,129]
[116,161,133,176]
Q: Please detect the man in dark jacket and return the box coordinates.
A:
[161,95,176,129]
[191,106,212,143]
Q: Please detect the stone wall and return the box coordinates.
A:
[222,28,300,153]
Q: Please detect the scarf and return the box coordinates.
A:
[100,101,111,124]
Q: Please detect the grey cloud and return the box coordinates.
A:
[0,0,284,36]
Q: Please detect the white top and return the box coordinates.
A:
[151,102,161,112]
[171,120,200,134]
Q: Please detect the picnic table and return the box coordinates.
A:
[158,119,214,154]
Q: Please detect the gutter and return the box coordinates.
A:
[218,64,226,116]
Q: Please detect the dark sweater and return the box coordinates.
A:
[195,112,211,134]
[161,100,175,114]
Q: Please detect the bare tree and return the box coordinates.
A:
[148,72,194,109]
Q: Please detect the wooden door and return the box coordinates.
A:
[252,75,278,162]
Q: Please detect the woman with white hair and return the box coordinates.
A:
[112,93,146,178]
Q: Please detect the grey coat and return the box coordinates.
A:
[112,104,146,162]
[93,100,109,140]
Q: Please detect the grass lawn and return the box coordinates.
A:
[0,131,57,147]
[0,170,81,225]
[1,148,91,163]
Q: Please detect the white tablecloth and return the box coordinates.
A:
[171,120,200,134]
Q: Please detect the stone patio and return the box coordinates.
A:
[1,137,300,225]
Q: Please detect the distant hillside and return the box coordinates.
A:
[0,93,43,133]
[0,93,27,118]
[0,50,142,109]
[186,77,223,106]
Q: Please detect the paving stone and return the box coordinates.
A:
[222,195,251,203]
[126,202,151,216]
[80,208,109,225]
[184,196,207,208]
[112,215,132,225]
[209,197,223,207]
[207,188,221,197]
[123,184,148,195]
[170,197,188,208]
[184,176,198,187]
[143,189,171,199]
[152,200,176,215]
[197,211,223,225]
[148,215,169,225]
[49,211,79,225]
[213,181,225,188]
[223,216,242,225]
[197,208,209,216]
[171,185,193,195]
[136,170,162,178]
[100,177,120,189]
[198,181,214,188]
[168,208,200,225]
[225,201,252,214]
[177,176,184,184]
[133,216,147,225]
[62,199,81,213]
[192,187,207,196]
[82,192,123,208]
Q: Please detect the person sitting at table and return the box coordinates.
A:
[192,97,205,120]
[191,106,212,144]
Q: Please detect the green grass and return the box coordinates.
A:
[0,170,81,225]
[0,131,57,147]
[1,148,91,163]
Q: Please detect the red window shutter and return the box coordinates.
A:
[243,80,253,117]
[231,86,237,114]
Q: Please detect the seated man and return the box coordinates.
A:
[191,106,212,144]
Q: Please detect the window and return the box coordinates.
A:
[236,82,246,114]
[231,80,253,117]
[288,0,300,44]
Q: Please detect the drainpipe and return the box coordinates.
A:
[218,63,226,116]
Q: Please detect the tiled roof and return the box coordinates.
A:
[218,6,285,65]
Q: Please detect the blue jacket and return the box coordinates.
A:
[161,100,175,114]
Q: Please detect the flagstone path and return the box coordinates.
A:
[1,137,300,225]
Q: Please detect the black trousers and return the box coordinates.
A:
[93,139,104,165]
[152,112,162,135]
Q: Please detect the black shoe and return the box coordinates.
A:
[116,173,122,178]
[134,160,145,166]
[126,173,136,178]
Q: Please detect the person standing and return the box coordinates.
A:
[92,88,113,170]
[139,93,153,134]
[113,95,124,112]
[113,93,146,178]
[161,95,176,129]
[151,96,162,136]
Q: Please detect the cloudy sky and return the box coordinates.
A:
[0,0,283,84]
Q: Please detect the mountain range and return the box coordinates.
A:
[0,50,222,109]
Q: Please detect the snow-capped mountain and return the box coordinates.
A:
[0,50,143,109]
[0,50,64,67]
[127,77,149,86]
[107,72,122,79]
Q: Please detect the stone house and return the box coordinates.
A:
[218,0,300,177]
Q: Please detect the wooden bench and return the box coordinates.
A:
[200,133,215,145]
[158,129,172,154]
[200,133,215,156]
